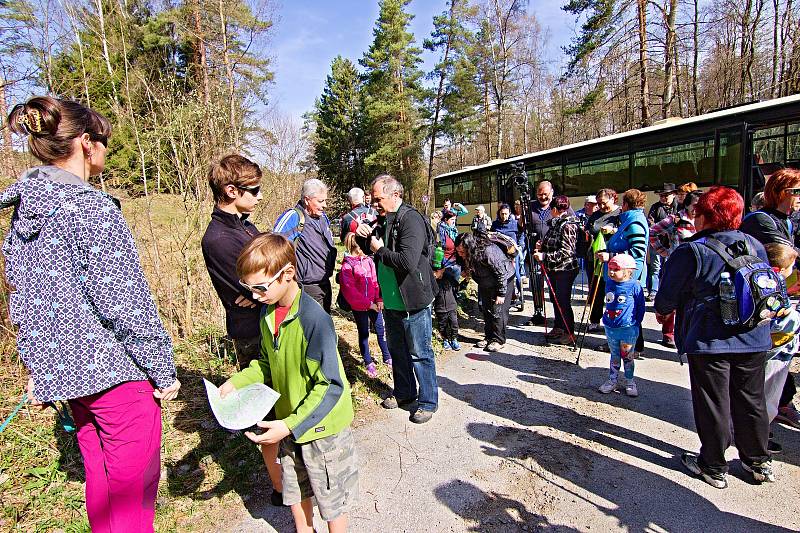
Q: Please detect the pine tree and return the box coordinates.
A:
[360,0,425,201]
[309,56,367,192]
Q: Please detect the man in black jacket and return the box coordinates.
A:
[356,174,439,424]
[645,183,679,300]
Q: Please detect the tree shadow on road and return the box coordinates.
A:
[433,479,581,532]
[438,375,794,531]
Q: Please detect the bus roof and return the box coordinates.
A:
[434,94,800,180]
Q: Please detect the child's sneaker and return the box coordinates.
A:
[442,339,452,351]
[384,358,392,369]
[681,452,727,489]
[742,460,775,482]
[366,362,378,378]
[625,380,638,397]
[598,379,618,394]
[450,338,461,350]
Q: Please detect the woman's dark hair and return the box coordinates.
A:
[454,232,486,274]
[682,190,702,210]
[8,96,111,164]
[596,188,618,202]
[552,195,570,211]
[498,203,511,212]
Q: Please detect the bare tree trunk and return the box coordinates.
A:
[193,0,210,107]
[771,0,780,97]
[740,0,752,98]
[95,0,120,105]
[219,0,237,142]
[426,0,456,212]
[0,80,13,173]
[636,0,651,126]
[692,0,700,114]
[662,0,678,119]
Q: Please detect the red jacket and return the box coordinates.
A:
[340,254,381,311]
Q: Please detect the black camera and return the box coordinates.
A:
[511,162,528,187]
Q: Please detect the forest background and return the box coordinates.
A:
[0,0,798,529]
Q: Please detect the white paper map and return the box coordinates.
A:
[203,379,280,430]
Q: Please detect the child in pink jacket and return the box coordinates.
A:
[340,233,392,377]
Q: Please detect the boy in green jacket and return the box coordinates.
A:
[219,233,358,532]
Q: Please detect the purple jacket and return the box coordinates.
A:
[0,166,176,402]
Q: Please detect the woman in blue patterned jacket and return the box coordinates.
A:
[595,189,650,357]
[3,96,180,533]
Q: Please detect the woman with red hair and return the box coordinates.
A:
[740,168,800,430]
[655,186,774,489]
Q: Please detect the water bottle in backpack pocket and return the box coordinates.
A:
[696,237,789,328]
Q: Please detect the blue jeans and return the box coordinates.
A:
[513,254,523,302]
[384,307,439,412]
[605,324,638,381]
[352,309,391,366]
[647,247,662,294]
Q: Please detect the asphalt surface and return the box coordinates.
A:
[229,285,800,532]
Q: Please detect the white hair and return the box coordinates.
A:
[371,174,404,197]
[302,178,328,200]
[347,187,365,205]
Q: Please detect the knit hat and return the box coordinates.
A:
[608,254,637,270]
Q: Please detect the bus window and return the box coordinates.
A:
[434,177,453,207]
[564,154,628,196]
[788,122,800,168]
[527,160,563,192]
[718,130,742,188]
[633,139,714,191]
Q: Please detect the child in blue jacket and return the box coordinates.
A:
[599,253,645,397]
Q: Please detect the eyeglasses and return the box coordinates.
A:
[237,184,261,196]
[88,133,108,147]
[785,188,800,196]
[239,263,291,293]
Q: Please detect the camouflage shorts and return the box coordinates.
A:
[279,427,359,520]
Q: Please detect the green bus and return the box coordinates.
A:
[434,94,800,228]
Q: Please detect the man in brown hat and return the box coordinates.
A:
[645,183,679,301]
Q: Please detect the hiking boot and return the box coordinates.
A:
[768,438,783,454]
[410,409,433,424]
[550,334,573,345]
[382,396,416,410]
[662,335,676,349]
[442,339,452,351]
[526,314,546,326]
[545,328,565,339]
[742,460,775,483]
[681,452,727,489]
[598,379,618,394]
[475,340,488,349]
[450,338,461,351]
[485,342,504,352]
[625,380,638,397]
[776,403,800,429]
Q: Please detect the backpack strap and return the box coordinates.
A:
[698,236,755,270]
[293,207,306,233]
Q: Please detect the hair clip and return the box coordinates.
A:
[18,108,43,134]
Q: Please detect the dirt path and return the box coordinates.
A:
[229,299,800,532]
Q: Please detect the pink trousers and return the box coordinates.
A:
[69,381,162,533]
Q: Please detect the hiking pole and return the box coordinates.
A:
[576,266,603,365]
[539,263,577,349]
[0,393,28,434]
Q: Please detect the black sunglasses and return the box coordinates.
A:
[237,184,261,196]
[88,132,108,147]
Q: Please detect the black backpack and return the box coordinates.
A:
[693,236,788,328]
[391,205,437,259]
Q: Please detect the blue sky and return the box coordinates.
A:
[269,0,575,122]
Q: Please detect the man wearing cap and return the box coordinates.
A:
[471,205,492,233]
[575,195,597,280]
[645,184,678,301]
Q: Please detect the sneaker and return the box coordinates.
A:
[450,339,461,350]
[384,358,392,369]
[646,293,656,302]
[662,336,676,349]
[595,343,611,353]
[475,340,488,349]
[270,489,286,507]
[587,323,603,333]
[381,396,416,410]
[776,403,800,429]
[634,351,644,359]
[742,460,775,482]
[598,379,618,394]
[410,409,433,424]
[625,380,638,397]
[442,339,452,351]
[681,452,727,489]
[366,362,378,378]
[485,342,504,352]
